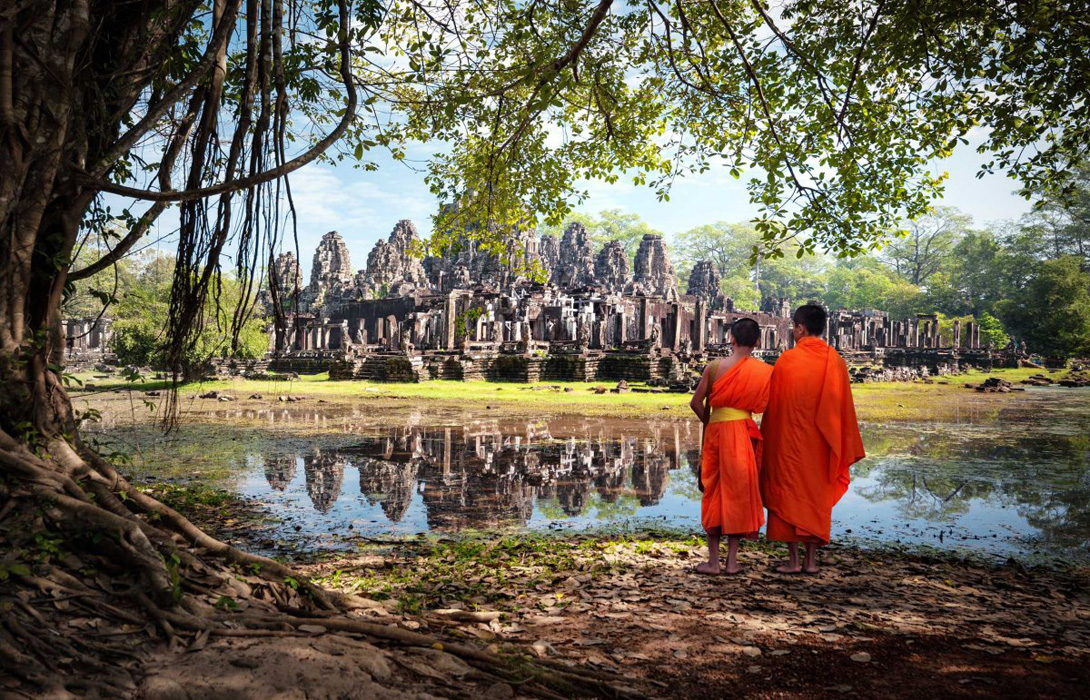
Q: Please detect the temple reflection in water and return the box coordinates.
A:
[258,421,695,531]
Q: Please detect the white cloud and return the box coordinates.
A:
[283,165,437,277]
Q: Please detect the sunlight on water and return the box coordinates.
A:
[94,386,1090,562]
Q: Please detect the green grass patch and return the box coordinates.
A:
[138,481,236,516]
[71,367,1052,424]
[310,530,712,612]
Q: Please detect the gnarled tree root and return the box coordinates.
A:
[0,430,645,698]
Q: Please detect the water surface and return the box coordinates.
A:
[97,387,1090,562]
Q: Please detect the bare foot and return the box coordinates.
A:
[776,562,802,574]
[722,563,743,575]
[694,561,720,575]
[802,563,820,574]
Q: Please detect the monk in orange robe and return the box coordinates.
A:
[761,304,865,574]
[690,318,773,575]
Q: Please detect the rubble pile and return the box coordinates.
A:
[1058,370,1090,388]
[850,365,930,383]
[969,377,1015,393]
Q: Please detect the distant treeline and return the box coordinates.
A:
[68,174,1090,362]
[541,178,1090,358]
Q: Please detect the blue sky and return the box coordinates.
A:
[272,129,1033,280]
[133,129,1034,281]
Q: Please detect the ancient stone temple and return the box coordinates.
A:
[550,223,597,289]
[62,317,114,369]
[686,260,726,311]
[254,214,1000,383]
[61,207,1004,379]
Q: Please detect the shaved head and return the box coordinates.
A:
[731,318,760,347]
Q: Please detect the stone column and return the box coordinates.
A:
[444,293,457,350]
[694,300,707,351]
[670,303,682,350]
[953,320,961,348]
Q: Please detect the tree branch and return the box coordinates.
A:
[91,0,243,179]
[78,0,357,203]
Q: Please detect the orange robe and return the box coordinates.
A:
[701,356,774,538]
[760,336,865,545]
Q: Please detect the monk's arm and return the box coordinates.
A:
[690,365,712,423]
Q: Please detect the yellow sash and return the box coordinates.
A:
[709,406,752,423]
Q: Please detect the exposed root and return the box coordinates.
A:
[0,428,644,698]
[82,447,342,609]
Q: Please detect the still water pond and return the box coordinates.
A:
[101,387,1090,563]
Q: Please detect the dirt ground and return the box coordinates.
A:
[298,536,1090,699]
[4,529,1087,699]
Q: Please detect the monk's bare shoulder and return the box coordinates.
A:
[704,354,739,382]
[718,354,741,376]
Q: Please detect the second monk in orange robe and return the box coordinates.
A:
[761,304,865,574]
[690,318,773,575]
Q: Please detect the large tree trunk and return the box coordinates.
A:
[0,4,635,696]
[0,1,339,688]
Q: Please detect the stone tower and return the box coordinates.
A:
[594,240,630,291]
[303,231,354,310]
[270,251,302,295]
[629,234,679,300]
[309,231,353,289]
[549,222,597,289]
[365,219,428,294]
[686,260,725,309]
[538,233,559,280]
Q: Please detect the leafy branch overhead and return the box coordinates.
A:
[381,0,1090,259]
